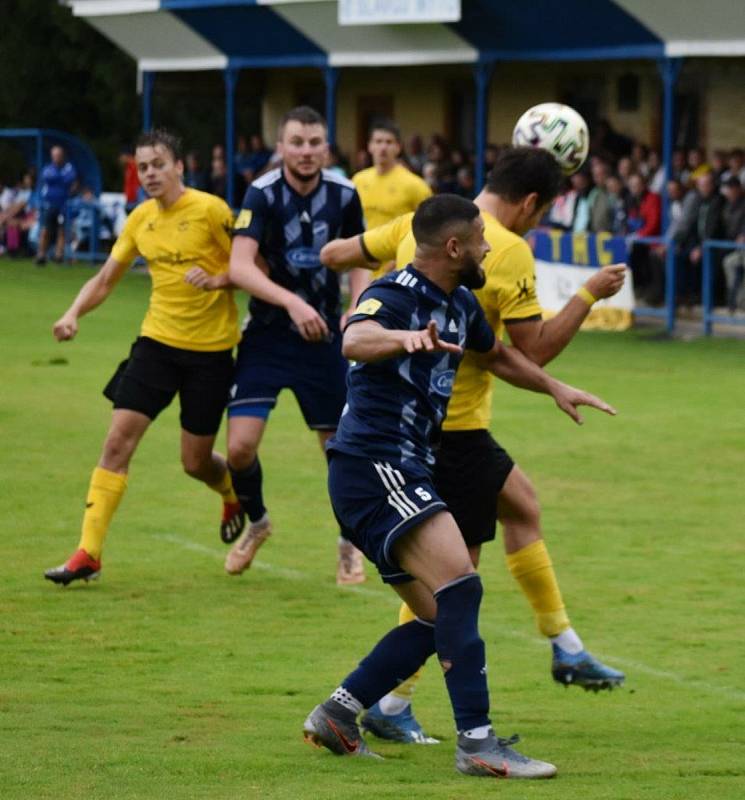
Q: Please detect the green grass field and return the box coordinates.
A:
[2,260,744,799]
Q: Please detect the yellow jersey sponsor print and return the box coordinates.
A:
[111,189,239,352]
[353,298,383,316]
[352,164,431,279]
[361,210,542,431]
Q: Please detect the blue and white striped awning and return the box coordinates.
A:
[66,0,745,71]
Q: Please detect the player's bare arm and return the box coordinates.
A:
[478,340,616,425]
[343,319,462,363]
[52,255,130,341]
[320,236,374,271]
[183,267,234,291]
[230,235,329,342]
[506,263,627,365]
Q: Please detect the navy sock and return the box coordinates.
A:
[342,619,436,709]
[434,574,490,731]
[229,458,266,523]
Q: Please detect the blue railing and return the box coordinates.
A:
[702,239,745,336]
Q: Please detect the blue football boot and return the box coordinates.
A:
[551,644,625,691]
[361,702,439,744]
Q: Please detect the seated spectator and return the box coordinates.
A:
[605,175,628,234]
[455,166,475,198]
[0,173,34,257]
[721,148,745,186]
[647,150,665,194]
[119,148,139,205]
[246,134,273,179]
[405,134,425,175]
[570,170,592,233]
[617,156,633,187]
[685,147,710,187]
[720,176,745,312]
[671,148,687,183]
[674,171,724,305]
[324,144,348,177]
[422,161,439,193]
[711,149,728,181]
[631,143,649,178]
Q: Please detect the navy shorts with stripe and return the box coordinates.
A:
[228,324,348,430]
[327,450,447,584]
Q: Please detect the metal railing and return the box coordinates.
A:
[702,239,745,336]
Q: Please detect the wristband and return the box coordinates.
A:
[576,286,597,307]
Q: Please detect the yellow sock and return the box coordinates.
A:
[391,602,424,701]
[208,468,238,505]
[77,467,128,559]
[506,539,571,637]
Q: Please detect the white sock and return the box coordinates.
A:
[550,627,584,655]
[378,693,410,716]
[462,724,491,739]
[330,686,363,715]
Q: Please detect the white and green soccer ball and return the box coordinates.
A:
[512,103,589,176]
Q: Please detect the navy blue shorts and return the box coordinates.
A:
[228,325,348,430]
[327,450,447,584]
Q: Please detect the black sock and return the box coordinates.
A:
[434,574,490,731]
[229,458,266,523]
[342,619,436,708]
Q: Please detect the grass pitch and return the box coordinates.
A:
[1,260,744,799]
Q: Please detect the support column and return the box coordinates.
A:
[142,70,154,132]
[657,57,683,334]
[225,66,239,207]
[473,61,495,192]
[324,66,340,146]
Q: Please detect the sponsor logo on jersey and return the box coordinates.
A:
[286,246,322,270]
[430,369,455,397]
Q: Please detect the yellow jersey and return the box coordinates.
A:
[352,164,431,279]
[361,209,542,431]
[111,189,239,352]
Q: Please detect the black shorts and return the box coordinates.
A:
[433,429,515,547]
[103,337,234,436]
[41,203,65,237]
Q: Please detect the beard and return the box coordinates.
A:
[285,162,321,183]
[459,254,486,290]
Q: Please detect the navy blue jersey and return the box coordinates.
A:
[233,167,364,334]
[328,265,495,477]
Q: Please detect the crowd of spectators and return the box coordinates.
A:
[7,126,745,313]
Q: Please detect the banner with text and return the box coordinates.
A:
[531,231,634,331]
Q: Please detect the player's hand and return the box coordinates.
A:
[184,267,219,291]
[550,380,617,425]
[53,313,78,341]
[287,297,330,342]
[403,320,463,355]
[584,263,627,300]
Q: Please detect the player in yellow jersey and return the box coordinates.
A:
[45,130,243,586]
[321,147,627,742]
[352,119,431,280]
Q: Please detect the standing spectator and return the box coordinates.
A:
[208,152,228,199]
[605,175,628,234]
[405,134,425,175]
[720,176,745,312]
[626,173,662,299]
[570,171,592,233]
[184,151,207,190]
[119,148,139,205]
[631,143,649,178]
[617,156,633,188]
[36,145,77,265]
[455,165,475,198]
[588,159,613,232]
[674,172,724,306]
[246,134,273,179]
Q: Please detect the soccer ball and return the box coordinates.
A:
[512,103,589,176]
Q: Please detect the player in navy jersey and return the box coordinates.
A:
[226,106,371,583]
[303,194,616,779]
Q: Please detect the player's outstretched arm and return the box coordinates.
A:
[320,236,374,272]
[507,263,627,366]
[230,236,329,342]
[482,340,616,425]
[343,320,462,363]
[52,255,129,341]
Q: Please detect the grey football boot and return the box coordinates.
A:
[456,730,557,779]
[303,700,381,758]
